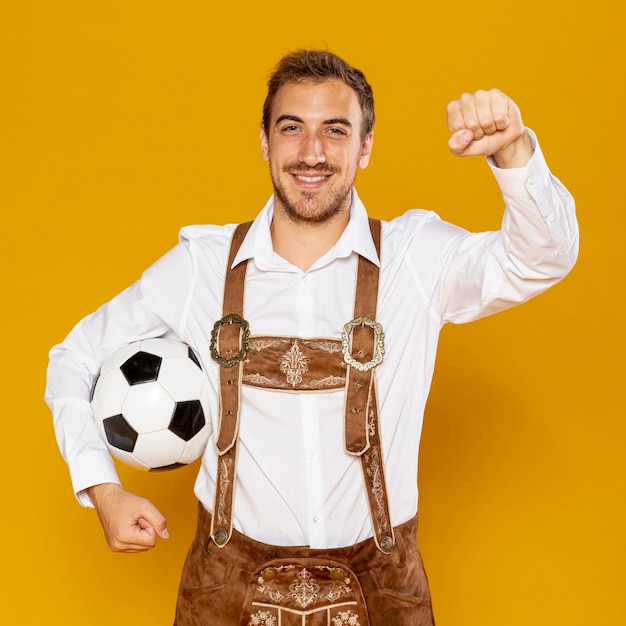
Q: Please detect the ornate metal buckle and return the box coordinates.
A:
[210,313,250,368]
[341,315,385,372]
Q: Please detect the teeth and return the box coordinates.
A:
[295,175,327,182]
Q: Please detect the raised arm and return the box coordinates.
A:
[407,89,579,324]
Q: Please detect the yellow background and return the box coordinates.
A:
[1,1,624,624]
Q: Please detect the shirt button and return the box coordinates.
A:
[527,175,536,186]
[546,214,557,223]
[309,453,317,461]
[313,515,320,523]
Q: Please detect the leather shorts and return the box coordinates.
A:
[174,503,434,626]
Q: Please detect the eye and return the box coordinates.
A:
[326,127,348,137]
[280,124,301,134]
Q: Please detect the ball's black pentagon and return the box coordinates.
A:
[169,400,205,441]
[149,462,187,472]
[187,346,202,370]
[103,414,138,452]
[121,351,162,385]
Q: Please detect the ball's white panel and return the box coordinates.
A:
[178,425,210,464]
[100,342,142,371]
[91,368,129,418]
[123,382,175,432]
[109,446,151,471]
[198,385,212,426]
[133,430,186,468]
[140,337,189,359]
[158,356,206,400]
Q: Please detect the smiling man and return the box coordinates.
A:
[263,80,372,223]
[261,71,375,271]
[46,49,578,625]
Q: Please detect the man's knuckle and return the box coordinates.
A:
[494,113,508,127]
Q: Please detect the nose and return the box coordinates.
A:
[298,132,326,166]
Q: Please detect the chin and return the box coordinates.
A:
[274,187,352,225]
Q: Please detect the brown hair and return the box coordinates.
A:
[262,49,375,142]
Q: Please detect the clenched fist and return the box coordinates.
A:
[446,88,534,168]
[87,483,169,553]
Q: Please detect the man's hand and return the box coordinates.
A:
[86,483,169,553]
[446,89,534,168]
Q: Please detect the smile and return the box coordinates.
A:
[293,174,330,183]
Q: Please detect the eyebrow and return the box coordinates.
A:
[275,114,353,128]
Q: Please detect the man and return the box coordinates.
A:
[46,49,578,625]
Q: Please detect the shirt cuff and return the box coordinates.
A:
[70,450,121,507]
[487,128,547,199]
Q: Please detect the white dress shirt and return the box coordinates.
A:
[45,132,578,548]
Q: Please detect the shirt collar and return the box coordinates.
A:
[232,189,380,270]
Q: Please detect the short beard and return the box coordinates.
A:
[271,162,353,224]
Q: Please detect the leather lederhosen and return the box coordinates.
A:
[174,221,435,626]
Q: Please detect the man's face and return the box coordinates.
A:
[260,79,373,224]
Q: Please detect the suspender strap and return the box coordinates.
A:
[210,219,394,553]
[209,222,251,546]
[342,219,394,554]
[344,218,382,455]
[211,221,251,454]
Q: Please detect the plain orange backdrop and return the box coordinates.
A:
[1,1,624,625]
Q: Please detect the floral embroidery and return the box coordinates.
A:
[307,339,343,353]
[288,567,321,608]
[243,372,288,387]
[364,445,389,536]
[241,336,348,390]
[332,610,361,625]
[242,372,346,390]
[216,455,232,526]
[367,405,376,437]
[310,375,346,387]
[280,341,309,387]
[249,338,291,351]
[256,565,353,609]
[248,609,277,625]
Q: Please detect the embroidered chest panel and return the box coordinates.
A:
[242,336,346,391]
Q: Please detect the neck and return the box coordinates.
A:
[270,205,350,272]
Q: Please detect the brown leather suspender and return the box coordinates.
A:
[209,219,395,554]
[208,222,251,548]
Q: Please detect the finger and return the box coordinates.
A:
[109,512,160,551]
[107,523,156,552]
[138,503,169,539]
[488,89,511,132]
[448,129,475,156]
[446,100,465,133]
[474,90,500,136]
[457,92,485,140]
[132,516,158,546]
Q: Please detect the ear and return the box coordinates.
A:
[358,131,374,169]
[260,124,270,162]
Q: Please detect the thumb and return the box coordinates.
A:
[448,129,474,156]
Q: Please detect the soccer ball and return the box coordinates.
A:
[91,338,211,471]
